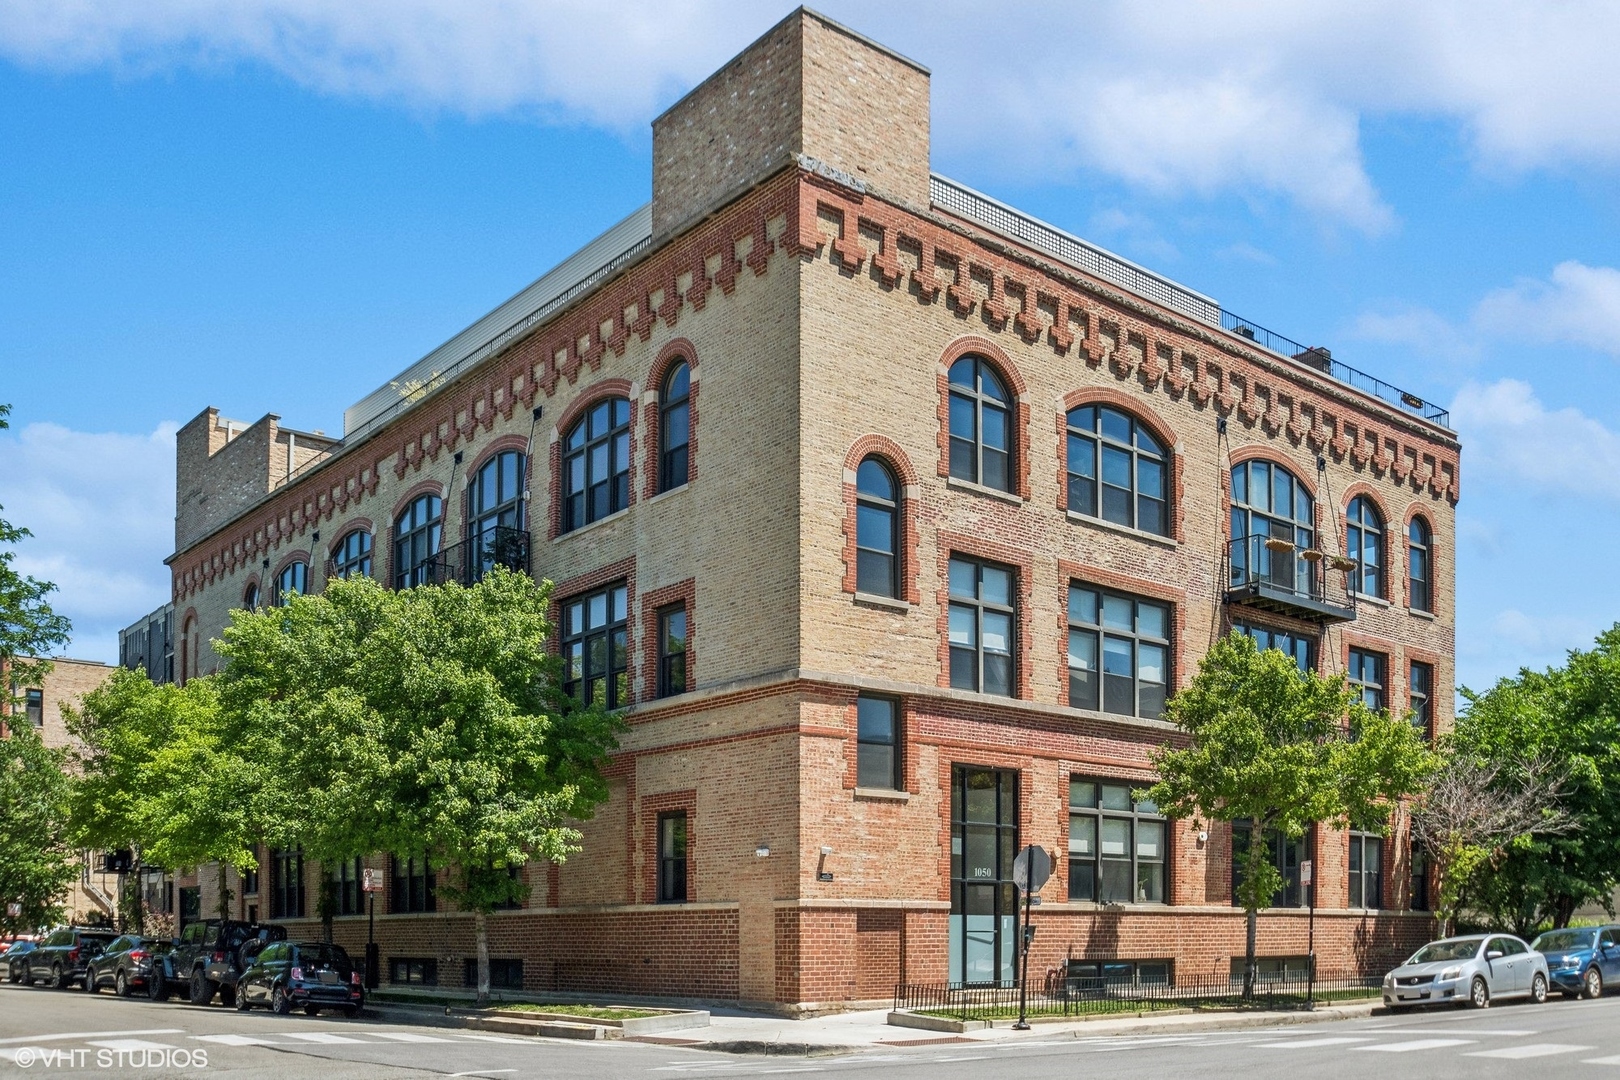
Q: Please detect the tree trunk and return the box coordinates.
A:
[1244,906,1258,1000]
[474,910,490,1008]
[131,851,144,936]
[1554,894,1576,929]
[216,863,232,920]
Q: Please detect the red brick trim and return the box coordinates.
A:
[388,479,446,587]
[935,336,1031,501]
[1056,387,1184,541]
[1057,559,1190,704]
[463,434,533,485]
[179,608,199,685]
[1226,444,1320,500]
[271,550,310,582]
[550,379,637,541]
[639,578,695,701]
[1340,481,1393,602]
[840,435,921,604]
[643,339,699,499]
[640,789,697,905]
[935,530,1035,700]
[327,517,375,552]
[1400,505,1438,613]
[1400,644,1447,740]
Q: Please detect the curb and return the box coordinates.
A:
[887,1000,1378,1036]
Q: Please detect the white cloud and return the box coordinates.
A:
[1449,378,1620,499]
[1474,262,1620,357]
[7,2,1620,229]
[1351,304,1480,362]
[0,421,177,663]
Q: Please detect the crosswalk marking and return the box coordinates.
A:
[1254,1037,1375,1048]
[1357,1038,1476,1053]
[282,1032,366,1044]
[192,1034,279,1046]
[371,1032,455,1043]
[1581,1056,1620,1065]
[1465,1044,1594,1059]
[86,1039,179,1051]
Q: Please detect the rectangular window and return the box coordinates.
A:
[389,958,437,986]
[336,858,364,917]
[1230,955,1311,982]
[1068,586,1170,718]
[856,695,900,790]
[269,848,305,919]
[241,865,259,897]
[1231,824,1307,908]
[563,584,629,709]
[1349,833,1384,909]
[950,767,1019,986]
[391,855,436,914]
[1066,959,1171,990]
[1067,779,1167,904]
[1411,844,1430,911]
[25,688,43,726]
[657,605,688,698]
[1233,621,1316,673]
[464,957,524,990]
[657,812,688,903]
[1409,661,1433,736]
[948,556,1016,697]
[1348,649,1387,712]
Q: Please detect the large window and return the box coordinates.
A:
[389,958,437,986]
[1348,648,1387,712]
[1066,405,1169,535]
[656,604,688,698]
[948,556,1015,697]
[562,584,628,709]
[1346,496,1385,598]
[1233,621,1316,673]
[657,812,687,903]
[1231,823,1307,908]
[1409,661,1433,735]
[335,857,364,917]
[1229,460,1314,595]
[1408,517,1433,612]
[659,362,690,492]
[242,582,259,610]
[1411,844,1430,911]
[1349,832,1383,909]
[391,854,435,914]
[947,356,1012,491]
[395,494,443,589]
[24,688,42,726]
[1068,779,1166,904]
[1067,585,1169,719]
[856,695,900,790]
[468,450,524,580]
[330,530,372,580]
[855,457,900,597]
[563,397,630,531]
[465,957,523,990]
[271,561,307,607]
[269,848,305,919]
[950,767,1019,986]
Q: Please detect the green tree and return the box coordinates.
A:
[216,568,619,1005]
[0,723,78,934]
[0,404,72,694]
[1145,633,1436,996]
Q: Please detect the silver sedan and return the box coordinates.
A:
[1383,933,1550,1010]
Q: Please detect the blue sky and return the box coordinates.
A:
[2,1,1619,691]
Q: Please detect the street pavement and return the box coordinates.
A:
[8,979,1620,1078]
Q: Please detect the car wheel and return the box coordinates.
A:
[21,965,33,987]
[5,967,15,984]
[83,969,98,992]
[1585,967,1604,1000]
[52,964,68,990]
[115,970,130,997]
[235,987,252,1012]
[1469,975,1490,1009]
[188,969,217,1006]
[1531,972,1548,1003]
[148,970,170,1002]
[271,985,291,1016]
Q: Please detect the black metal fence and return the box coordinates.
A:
[418,526,531,587]
[894,970,1383,1020]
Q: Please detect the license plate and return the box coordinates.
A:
[319,971,339,985]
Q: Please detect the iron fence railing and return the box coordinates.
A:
[411,526,531,588]
[894,970,1383,1020]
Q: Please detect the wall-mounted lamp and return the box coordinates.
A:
[819,845,833,856]
[532,406,544,421]
[453,451,463,465]
[310,531,319,543]
[1216,416,1228,436]
[754,843,770,858]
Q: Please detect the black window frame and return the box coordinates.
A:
[657,811,688,904]
[1409,660,1434,736]
[1408,517,1433,612]
[1348,831,1384,910]
[1067,778,1168,904]
[856,695,901,790]
[949,766,1019,986]
[562,396,631,532]
[1065,404,1170,535]
[243,582,259,610]
[1067,584,1170,719]
[330,529,373,581]
[1346,496,1385,598]
[390,854,435,914]
[1229,460,1315,596]
[467,450,525,581]
[464,957,523,990]
[269,847,305,919]
[394,493,443,589]
[241,863,258,897]
[562,583,629,709]
[1233,620,1318,673]
[335,857,365,917]
[948,555,1016,697]
[659,361,691,493]
[1231,822,1309,909]
[1066,959,1171,990]
[656,604,688,699]
[388,957,437,986]
[271,561,308,608]
[24,687,43,727]
[947,356,1013,491]
[1348,648,1387,712]
[854,457,900,598]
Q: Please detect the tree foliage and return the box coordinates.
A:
[0,722,77,934]
[0,404,72,690]
[1146,633,1436,994]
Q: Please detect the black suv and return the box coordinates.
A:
[25,927,117,989]
[236,941,363,1016]
[169,919,285,1006]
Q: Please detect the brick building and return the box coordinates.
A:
[163,9,1459,1009]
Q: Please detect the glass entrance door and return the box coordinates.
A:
[949,766,1019,986]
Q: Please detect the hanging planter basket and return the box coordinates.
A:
[1263,537,1296,553]
[1300,548,1325,562]
[1328,555,1357,572]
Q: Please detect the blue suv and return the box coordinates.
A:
[1530,925,1620,999]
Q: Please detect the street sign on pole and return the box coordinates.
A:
[362,868,382,893]
[1010,846,1053,1030]
[1300,860,1313,886]
[6,902,20,918]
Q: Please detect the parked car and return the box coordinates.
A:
[1384,933,1550,1010]
[168,919,285,1006]
[235,941,364,1017]
[1531,925,1620,999]
[5,940,40,984]
[84,935,165,997]
[24,927,118,990]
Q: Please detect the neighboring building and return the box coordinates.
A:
[164,9,1459,1008]
[118,602,175,685]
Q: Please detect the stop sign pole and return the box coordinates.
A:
[362,867,382,990]
[1011,846,1053,1030]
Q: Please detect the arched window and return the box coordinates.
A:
[1408,517,1433,613]
[468,450,526,579]
[563,397,630,532]
[330,530,372,580]
[1346,496,1384,598]
[271,561,307,607]
[242,583,259,610]
[1229,460,1314,596]
[947,356,1011,491]
[395,493,443,589]
[1066,404,1169,535]
[659,362,690,493]
[855,457,899,598]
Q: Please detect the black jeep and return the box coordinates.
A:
[168,919,285,1006]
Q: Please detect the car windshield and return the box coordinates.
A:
[1409,939,1483,964]
[1533,929,1597,952]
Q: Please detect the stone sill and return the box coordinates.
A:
[854,787,910,802]
[1065,511,1178,549]
[946,476,1024,505]
[551,506,629,543]
[645,482,690,507]
[853,591,911,613]
[1408,607,1436,620]
[1355,593,1391,609]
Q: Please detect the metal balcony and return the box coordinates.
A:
[415,525,532,588]
[1224,536,1356,624]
